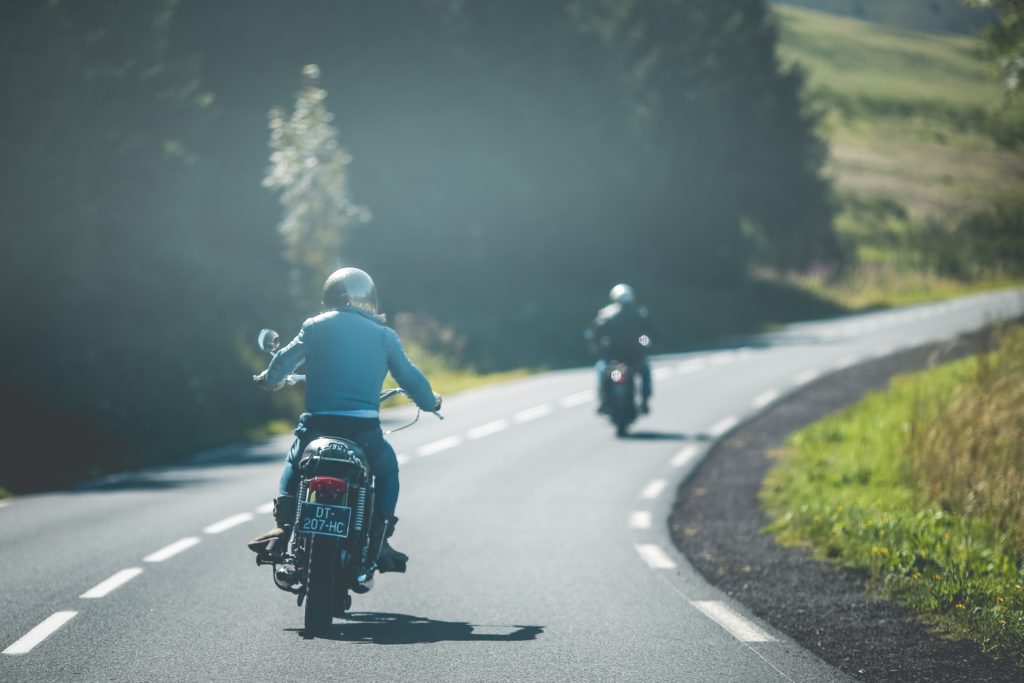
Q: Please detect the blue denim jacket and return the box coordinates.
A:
[266,307,436,416]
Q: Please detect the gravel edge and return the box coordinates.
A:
[669,329,1023,683]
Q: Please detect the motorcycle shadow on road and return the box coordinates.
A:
[621,431,710,441]
[288,612,544,644]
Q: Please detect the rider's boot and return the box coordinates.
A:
[247,495,296,564]
[354,516,409,594]
[639,398,650,415]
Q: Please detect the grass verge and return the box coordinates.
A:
[761,326,1024,663]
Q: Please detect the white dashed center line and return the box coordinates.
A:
[418,436,462,457]
[203,513,254,535]
[834,355,859,370]
[559,390,595,408]
[255,501,275,515]
[635,544,677,569]
[143,537,200,563]
[709,415,739,437]
[629,511,652,529]
[653,367,674,381]
[641,479,668,499]
[3,611,78,655]
[467,419,509,440]
[691,600,775,642]
[676,359,705,374]
[80,567,144,599]
[752,389,779,409]
[670,445,699,468]
[396,453,411,466]
[514,403,553,423]
[793,369,820,386]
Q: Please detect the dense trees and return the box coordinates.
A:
[0,0,840,489]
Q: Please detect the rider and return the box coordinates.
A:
[585,283,654,414]
[248,267,441,589]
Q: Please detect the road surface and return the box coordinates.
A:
[2,289,1021,681]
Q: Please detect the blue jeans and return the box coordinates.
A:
[278,413,400,521]
[596,359,652,401]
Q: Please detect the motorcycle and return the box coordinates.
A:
[252,328,439,633]
[601,361,640,437]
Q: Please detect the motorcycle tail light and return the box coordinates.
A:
[308,476,347,504]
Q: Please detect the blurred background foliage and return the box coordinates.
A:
[0,0,1017,490]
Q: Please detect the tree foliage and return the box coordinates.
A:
[967,0,1024,97]
[263,64,370,303]
[0,0,840,489]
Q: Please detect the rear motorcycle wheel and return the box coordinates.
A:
[304,537,336,633]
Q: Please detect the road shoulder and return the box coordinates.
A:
[669,329,1023,682]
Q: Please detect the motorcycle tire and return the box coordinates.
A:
[304,536,336,633]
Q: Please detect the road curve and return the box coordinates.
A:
[2,289,1021,682]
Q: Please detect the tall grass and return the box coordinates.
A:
[909,328,1024,547]
[762,326,1024,662]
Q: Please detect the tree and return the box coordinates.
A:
[967,0,1024,98]
[263,64,370,304]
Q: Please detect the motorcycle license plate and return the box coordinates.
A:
[299,502,352,538]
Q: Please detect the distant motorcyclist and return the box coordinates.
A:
[248,267,441,589]
[585,283,654,414]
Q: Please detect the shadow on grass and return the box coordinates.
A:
[290,612,544,645]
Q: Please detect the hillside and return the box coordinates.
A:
[773,0,994,35]
[775,4,1023,222]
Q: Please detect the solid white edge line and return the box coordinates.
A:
[143,537,201,563]
[203,512,254,535]
[629,511,652,529]
[709,415,739,437]
[0,500,10,509]
[467,419,509,440]
[255,501,275,514]
[80,567,144,599]
[752,389,779,409]
[709,352,734,366]
[514,403,553,423]
[691,600,775,642]
[641,479,667,500]
[418,435,463,457]
[559,390,595,407]
[670,445,699,468]
[3,611,78,655]
[635,544,676,569]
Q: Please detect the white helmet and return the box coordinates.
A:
[322,267,378,314]
[609,283,635,305]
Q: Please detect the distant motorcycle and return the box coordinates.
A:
[252,328,438,633]
[601,360,640,437]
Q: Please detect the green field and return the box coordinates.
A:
[775,4,1024,220]
[771,4,1024,307]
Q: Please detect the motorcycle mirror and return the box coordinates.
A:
[258,328,280,354]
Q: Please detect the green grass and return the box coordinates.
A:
[761,327,1024,663]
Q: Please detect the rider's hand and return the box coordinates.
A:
[253,370,284,392]
[432,392,443,412]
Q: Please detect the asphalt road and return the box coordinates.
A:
[2,289,1021,682]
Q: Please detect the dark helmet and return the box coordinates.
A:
[322,267,379,314]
